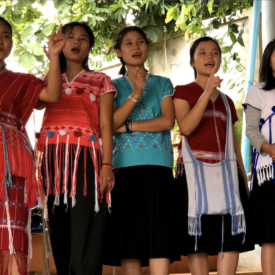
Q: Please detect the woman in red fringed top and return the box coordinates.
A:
[35,22,116,275]
[0,17,64,275]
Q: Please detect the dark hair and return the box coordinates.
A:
[260,39,275,91]
[0,17,12,36]
[190,36,221,78]
[59,22,95,73]
[113,26,149,75]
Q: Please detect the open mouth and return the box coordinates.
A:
[132,53,142,58]
[205,63,214,67]
[71,48,80,54]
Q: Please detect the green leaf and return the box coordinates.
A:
[22,26,33,43]
[11,13,22,24]
[180,21,187,31]
[165,7,174,24]
[27,42,44,56]
[19,51,37,70]
[173,6,180,21]
[212,20,220,29]
[185,30,189,41]
[229,32,237,44]
[231,23,239,33]
[208,0,214,14]
[229,83,235,90]
[222,46,231,54]
[110,3,122,12]
[144,26,162,43]
[138,15,149,28]
[42,23,56,36]
[238,37,245,47]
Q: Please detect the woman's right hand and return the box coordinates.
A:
[205,65,223,96]
[132,67,146,99]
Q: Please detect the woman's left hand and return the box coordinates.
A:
[48,24,65,59]
[99,165,115,193]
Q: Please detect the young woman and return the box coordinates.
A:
[0,17,64,275]
[36,22,116,275]
[244,39,275,275]
[173,36,253,275]
[103,26,179,275]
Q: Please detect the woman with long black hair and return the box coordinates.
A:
[244,39,275,275]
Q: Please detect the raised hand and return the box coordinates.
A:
[48,24,65,59]
[132,67,147,99]
[205,64,223,96]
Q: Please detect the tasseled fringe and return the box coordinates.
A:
[188,215,202,237]
[188,215,201,251]
[44,137,50,219]
[107,191,112,212]
[175,163,184,178]
[256,164,273,185]
[231,213,246,236]
[63,135,70,205]
[70,137,81,208]
[5,201,15,255]
[92,141,100,213]
[38,137,104,215]
[53,135,60,208]
[27,209,32,264]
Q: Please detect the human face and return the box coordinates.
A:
[62,26,90,63]
[116,31,149,67]
[191,41,221,77]
[270,49,275,78]
[0,21,12,62]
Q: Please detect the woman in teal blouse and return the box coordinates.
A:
[103,26,180,275]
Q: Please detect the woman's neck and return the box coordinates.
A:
[125,64,147,82]
[195,74,210,89]
[65,60,84,82]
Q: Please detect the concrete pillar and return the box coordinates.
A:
[262,0,275,51]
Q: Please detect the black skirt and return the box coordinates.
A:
[43,148,106,275]
[175,167,254,256]
[103,165,180,267]
[250,174,275,246]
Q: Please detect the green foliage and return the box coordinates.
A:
[1,0,252,74]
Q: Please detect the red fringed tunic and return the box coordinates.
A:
[36,70,116,215]
[0,71,47,274]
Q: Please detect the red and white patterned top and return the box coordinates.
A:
[0,71,47,206]
[0,71,47,132]
[173,82,238,165]
[36,70,116,151]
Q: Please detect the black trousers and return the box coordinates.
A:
[44,148,106,275]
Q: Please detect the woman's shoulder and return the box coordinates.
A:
[175,81,196,91]
[82,70,112,81]
[248,82,266,94]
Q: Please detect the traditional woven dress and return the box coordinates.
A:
[173,82,253,255]
[36,70,116,275]
[0,71,47,274]
[244,82,275,245]
[104,74,180,267]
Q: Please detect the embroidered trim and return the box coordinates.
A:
[243,103,261,111]
[173,98,188,103]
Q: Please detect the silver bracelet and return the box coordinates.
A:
[128,95,138,103]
